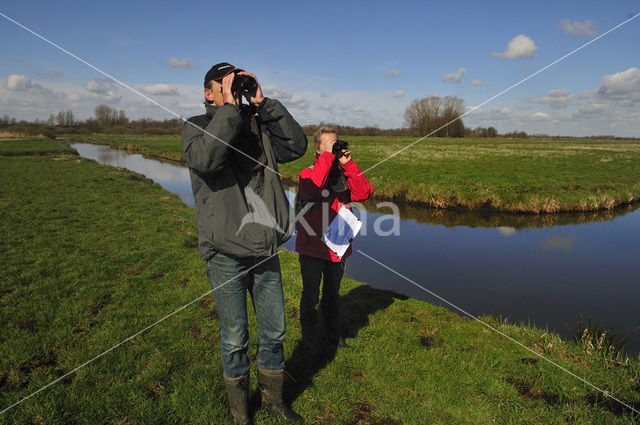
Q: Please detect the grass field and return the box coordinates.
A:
[0,137,75,156]
[1,137,639,424]
[63,133,640,213]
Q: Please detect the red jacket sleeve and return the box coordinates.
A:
[340,159,373,202]
[298,151,335,201]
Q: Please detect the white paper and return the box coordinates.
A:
[321,205,362,258]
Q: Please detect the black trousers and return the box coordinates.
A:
[298,254,345,352]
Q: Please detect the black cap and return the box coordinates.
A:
[204,62,244,87]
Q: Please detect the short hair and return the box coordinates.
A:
[313,126,337,149]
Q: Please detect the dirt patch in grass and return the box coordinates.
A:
[91,294,112,316]
[347,402,403,425]
[585,393,640,417]
[1,351,60,393]
[506,377,560,405]
[198,298,219,320]
[147,380,166,401]
[420,336,436,349]
[19,317,40,333]
[72,320,101,334]
[287,306,299,319]
[119,262,148,277]
[317,405,338,424]
[175,278,189,287]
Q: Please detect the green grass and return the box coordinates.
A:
[0,138,74,155]
[64,133,640,213]
[2,138,639,424]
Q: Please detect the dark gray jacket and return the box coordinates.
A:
[182,98,307,260]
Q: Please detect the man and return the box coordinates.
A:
[182,62,307,425]
[295,127,373,359]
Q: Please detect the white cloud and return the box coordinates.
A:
[525,88,574,109]
[393,90,405,97]
[386,69,402,78]
[576,90,594,99]
[85,78,120,103]
[597,67,640,104]
[262,85,309,110]
[471,79,488,87]
[6,74,33,91]
[559,19,596,37]
[140,84,178,95]
[85,78,115,94]
[442,67,467,83]
[467,92,640,136]
[492,34,538,60]
[169,57,191,69]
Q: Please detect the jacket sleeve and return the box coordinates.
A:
[182,104,243,175]
[256,98,308,163]
[298,152,335,201]
[341,159,374,202]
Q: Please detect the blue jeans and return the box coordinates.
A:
[206,252,286,378]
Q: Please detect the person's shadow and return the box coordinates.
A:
[281,284,408,405]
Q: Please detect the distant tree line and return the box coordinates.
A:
[302,123,413,137]
[0,105,182,137]
[2,102,638,141]
[465,126,498,138]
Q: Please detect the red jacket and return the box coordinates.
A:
[295,151,373,262]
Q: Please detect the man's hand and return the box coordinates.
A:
[339,149,351,164]
[238,71,265,107]
[221,73,239,106]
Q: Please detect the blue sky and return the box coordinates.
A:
[1,1,639,136]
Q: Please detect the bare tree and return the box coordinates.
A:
[118,109,128,125]
[56,111,66,127]
[404,96,442,137]
[94,105,126,127]
[440,96,465,137]
[55,110,76,127]
[64,110,75,127]
[404,95,465,137]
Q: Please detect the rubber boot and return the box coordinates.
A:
[223,375,253,425]
[258,368,304,422]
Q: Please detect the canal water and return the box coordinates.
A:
[71,142,640,353]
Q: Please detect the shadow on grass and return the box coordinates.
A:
[281,284,408,405]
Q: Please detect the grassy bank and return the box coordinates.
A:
[0,137,75,156]
[2,137,639,424]
[63,133,640,213]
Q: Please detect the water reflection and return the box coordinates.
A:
[73,143,195,207]
[71,142,640,353]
